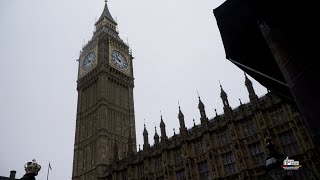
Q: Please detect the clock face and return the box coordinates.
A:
[111,50,128,70]
[82,51,96,71]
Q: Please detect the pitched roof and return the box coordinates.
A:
[96,1,117,25]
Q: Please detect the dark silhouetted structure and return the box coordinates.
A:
[213,0,320,153]
[71,1,320,179]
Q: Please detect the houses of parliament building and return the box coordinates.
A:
[72,2,319,180]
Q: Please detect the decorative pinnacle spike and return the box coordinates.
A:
[160,111,163,121]
[197,90,200,99]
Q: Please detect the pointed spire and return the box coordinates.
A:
[197,92,207,120]
[96,0,117,25]
[219,82,233,117]
[143,123,149,149]
[244,72,252,86]
[154,126,159,145]
[193,119,196,127]
[178,106,184,117]
[219,81,230,106]
[160,113,168,141]
[138,144,141,151]
[160,113,165,126]
[143,123,148,135]
[178,104,186,132]
[220,81,227,98]
[239,98,243,106]
[215,109,218,116]
[178,101,184,118]
[198,91,205,108]
[244,73,260,108]
[173,128,176,136]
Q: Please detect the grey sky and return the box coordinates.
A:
[0,0,267,179]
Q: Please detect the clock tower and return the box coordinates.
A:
[72,2,136,180]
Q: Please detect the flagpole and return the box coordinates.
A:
[47,162,50,180]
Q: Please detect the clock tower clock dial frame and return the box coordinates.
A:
[72,2,136,180]
[79,45,98,78]
[109,45,131,75]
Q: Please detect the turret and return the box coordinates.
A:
[198,94,209,126]
[143,124,149,150]
[244,73,260,109]
[178,105,187,133]
[220,82,233,117]
[154,126,160,145]
[160,115,168,142]
[198,96,207,119]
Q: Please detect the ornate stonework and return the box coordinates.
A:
[72,2,319,180]
[72,2,136,180]
[99,90,319,180]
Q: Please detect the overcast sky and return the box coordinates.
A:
[0,0,267,179]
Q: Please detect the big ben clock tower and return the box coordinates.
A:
[72,1,136,180]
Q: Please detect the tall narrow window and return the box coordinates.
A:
[248,142,265,166]
[279,131,300,156]
[242,119,257,136]
[155,156,162,171]
[272,110,287,125]
[222,152,237,176]
[138,163,144,178]
[217,130,230,146]
[174,149,183,163]
[198,161,211,180]
[176,169,186,180]
[195,141,204,155]
[122,171,128,180]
